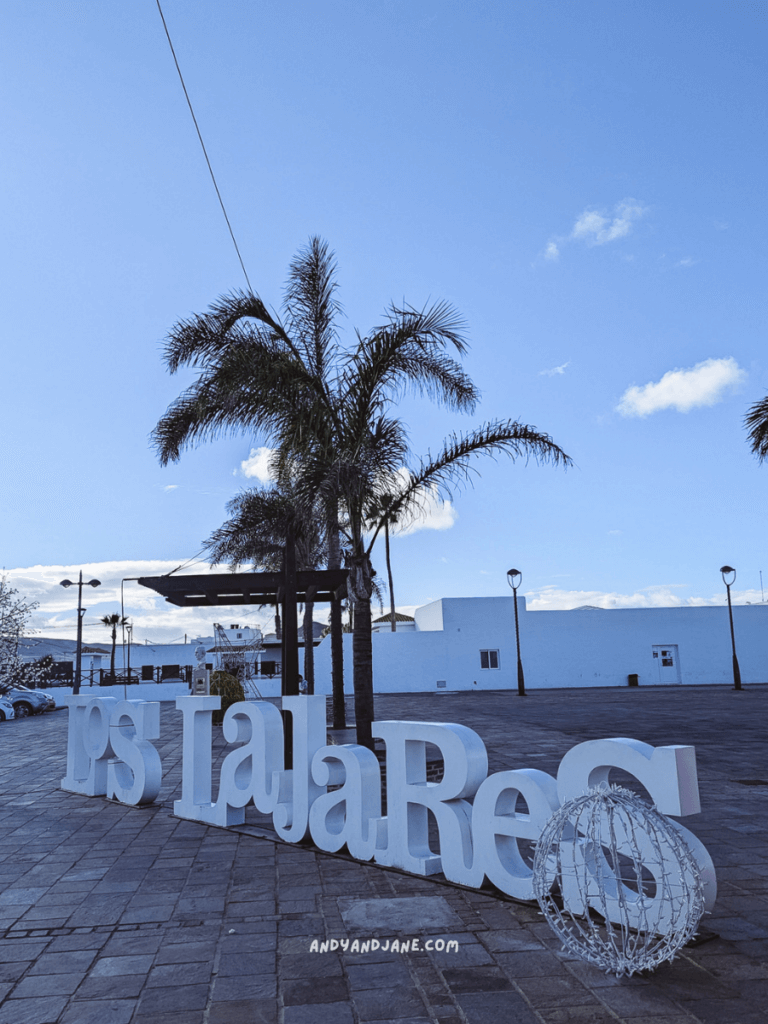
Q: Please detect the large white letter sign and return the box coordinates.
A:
[206,701,285,826]
[556,737,701,816]
[107,700,162,806]
[272,696,327,842]
[372,721,488,876]
[61,696,117,796]
[309,743,384,860]
[174,695,220,820]
[556,737,716,912]
[469,768,560,899]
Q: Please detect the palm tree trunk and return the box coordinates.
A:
[303,591,315,694]
[282,528,299,697]
[385,518,396,632]
[110,626,116,682]
[327,506,346,728]
[348,551,375,751]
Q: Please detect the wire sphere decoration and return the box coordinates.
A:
[532,785,705,977]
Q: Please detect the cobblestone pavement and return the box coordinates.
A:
[0,684,766,1024]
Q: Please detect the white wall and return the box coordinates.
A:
[310,597,768,694]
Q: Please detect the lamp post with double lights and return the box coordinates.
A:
[59,572,101,695]
[506,568,526,697]
[720,565,743,691]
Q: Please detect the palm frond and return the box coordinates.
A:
[745,396,768,462]
[364,420,572,549]
[204,484,326,572]
[163,292,290,374]
[283,236,343,379]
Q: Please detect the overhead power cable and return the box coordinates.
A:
[155,0,253,293]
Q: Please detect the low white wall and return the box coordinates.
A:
[50,682,191,705]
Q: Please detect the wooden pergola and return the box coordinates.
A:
[136,568,347,697]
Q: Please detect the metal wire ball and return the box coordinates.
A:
[532,785,705,977]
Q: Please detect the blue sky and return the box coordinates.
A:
[2,1,766,643]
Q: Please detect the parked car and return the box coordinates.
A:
[0,697,14,721]
[4,685,55,717]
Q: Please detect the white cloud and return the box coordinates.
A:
[394,485,457,536]
[385,468,458,537]
[676,257,696,267]
[163,484,178,492]
[539,361,570,377]
[616,357,746,417]
[543,199,646,263]
[1,559,262,646]
[524,584,754,611]
[571,200,646,246]
[239,447,276,482]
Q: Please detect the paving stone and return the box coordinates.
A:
[147,962,211,987]
[46,933,107,953]
[133,1013,205,1024]
[208,998,278,1024]
[0,961,31,984]
[283,1003,355,1024]
[353,986,428,1020]
[27,949,97,975]
[0,939,49,961]
[441,966,514,993]
[154,939,217,964]
[211,973,276,1001]
[280,952,344,978]
[100,931,164,956]
[0,995,68,1024]
[75,973,146,998]
[59,998,137,1024]
[537,1009,624,1023]
[282,976,349,1004]
[346,960,413,989]
[12,972,84,997]
[454,991,540,1023]
[136,981,210,1013]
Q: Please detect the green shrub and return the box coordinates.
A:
[210,670,245,726]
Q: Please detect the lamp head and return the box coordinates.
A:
[59,579,73,588]
[720,565,736,585]
[88,579,101,588]
[507,568,522,590]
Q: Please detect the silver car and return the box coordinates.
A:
[0,697,14,721]
[4,686,54,717]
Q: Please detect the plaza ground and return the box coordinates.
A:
[0,685,766,1024]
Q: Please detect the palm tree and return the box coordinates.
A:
[100,614,127,683]
[152,237,572,749]
[204,482,326,693]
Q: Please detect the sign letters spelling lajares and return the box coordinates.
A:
[61,695,717,915]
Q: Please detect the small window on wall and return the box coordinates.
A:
[480,650,499,669]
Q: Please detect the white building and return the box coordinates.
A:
[311,596,767,694]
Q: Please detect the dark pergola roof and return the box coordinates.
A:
[136,570,347,608]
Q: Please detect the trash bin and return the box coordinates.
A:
[627,673,639,687]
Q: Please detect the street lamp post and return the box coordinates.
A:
[506,568,526,697]
[59,572,101,695]
[720,565,743,691]
[126,622,133,693]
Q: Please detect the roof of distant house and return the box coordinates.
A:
[372,612,415,623]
